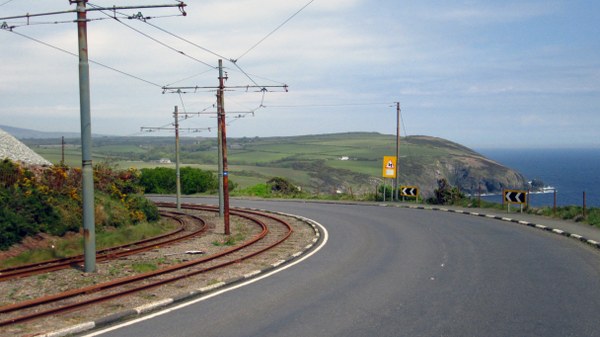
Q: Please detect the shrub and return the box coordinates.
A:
[0,160,159,251]
[267,177,300,196]
[139,167,219,195]
[140,167,177,194]
[427,178,464,205]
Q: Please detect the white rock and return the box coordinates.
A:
[0,128,52,166]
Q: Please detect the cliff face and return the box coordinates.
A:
[397,136,528,197]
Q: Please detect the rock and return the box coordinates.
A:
[0,128,52,166]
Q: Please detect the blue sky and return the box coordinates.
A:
[1,0,599,149]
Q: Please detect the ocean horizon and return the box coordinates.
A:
[477,148,600,208]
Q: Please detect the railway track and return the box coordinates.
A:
[0,203,294,328]
[0,210,207,281]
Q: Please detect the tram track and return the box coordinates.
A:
[0,203,295,328]
[0,210,207,282]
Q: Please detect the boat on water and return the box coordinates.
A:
[530,186,556,194]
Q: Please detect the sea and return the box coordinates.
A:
[476,148,600,208]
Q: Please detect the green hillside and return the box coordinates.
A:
[25,132,528,198]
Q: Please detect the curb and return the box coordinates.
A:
[396,204,600,251]
[40,209,325,337]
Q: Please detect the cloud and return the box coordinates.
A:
[424,1,561,25]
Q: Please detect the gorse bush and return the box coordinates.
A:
[0,160,159,250]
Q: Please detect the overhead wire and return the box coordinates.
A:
[87,2,215,70]
[235,0,316,62]
[141,19,229,61]
[3,29,164,88]
[177,90,187,113]
[265,102,393,108]
[165,68,215,87]
[93,2,289,88]
[0,0,17,7]
[398,105,413,160]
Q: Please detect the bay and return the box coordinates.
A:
[476,148,600,208]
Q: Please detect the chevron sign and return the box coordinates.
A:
[401,186,419,197]
[503,189,527,204]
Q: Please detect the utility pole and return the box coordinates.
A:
[217,59,230,235]
[162,62,287,237]
[174,106,181,210]
[61,136,65,166]
[395,102,401,202]
[141,106,211,211]
[1,1,187,273]
[74,0,96,272]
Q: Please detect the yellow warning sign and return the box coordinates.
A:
[382,156,397,178]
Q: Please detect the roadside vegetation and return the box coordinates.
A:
[1,220,175,269]
[139,167,223,194]
[0,159,160,253]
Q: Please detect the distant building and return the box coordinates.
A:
[339,156,350,161]
[158,158,172,164]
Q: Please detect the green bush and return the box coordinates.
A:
[140,167,219,195]
[140,167,176,194]
[180,167,218,194]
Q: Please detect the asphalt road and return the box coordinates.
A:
[87,199,600,337]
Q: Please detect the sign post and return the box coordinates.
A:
[503,189,527,213]
[400,186,419,203]
[382,156,397,202]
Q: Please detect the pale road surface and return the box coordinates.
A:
[89,198,600,337]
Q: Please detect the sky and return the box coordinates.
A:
[1,0,599,149]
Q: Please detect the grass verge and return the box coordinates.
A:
[0,219,177,269]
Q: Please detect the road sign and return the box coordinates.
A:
[401,186,419,197]
[382,156,397,178]
[503,189,527,204]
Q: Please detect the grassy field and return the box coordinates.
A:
[27,132,526,197]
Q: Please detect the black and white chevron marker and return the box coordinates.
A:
[401,186,418,197]
[504,190,526,204]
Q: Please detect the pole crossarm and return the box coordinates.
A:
[0,3,186,21]
[140,126,210,133]
[162,84,288,94]
[1,0,188,273]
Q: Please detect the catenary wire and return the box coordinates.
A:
[87,2,215,70]
[141,19,229,61]
[235,0,316,61]
[0,0,17,7]
[3,29,164,88]
[265,102,393,108]
[112,4,289,87]
[165,68,216,87]
[86,2,287,92]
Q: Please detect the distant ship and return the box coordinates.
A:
[528,184,556,194]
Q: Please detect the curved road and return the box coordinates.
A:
[88,199,600,337]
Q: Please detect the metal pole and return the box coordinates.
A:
[553,189,557,214]
[75,0,96,273]
[395,102,400,202]
[478,183,481,208]
[583,191,587,218]
[61,136,65,166]
[174,106,181,211]
[217,70,224,219]
[217,60,230,235]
